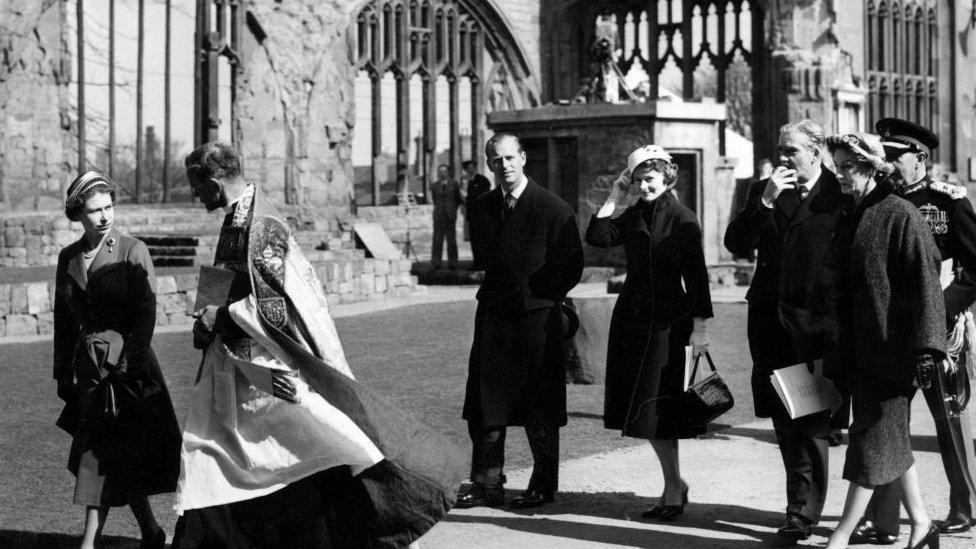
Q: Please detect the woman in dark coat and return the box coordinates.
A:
[821,135,942,549]
[585,145,713,520]
[54,172,182,549]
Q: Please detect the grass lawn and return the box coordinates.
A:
[0,300,752,546]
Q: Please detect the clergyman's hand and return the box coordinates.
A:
[191,305,220,349]
[271,370,299,403]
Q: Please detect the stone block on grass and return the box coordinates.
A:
[5,314,38,337]
[36,312,55,335]
[564,290,618,384]
[26,282,50,314]
[10,285,28,314]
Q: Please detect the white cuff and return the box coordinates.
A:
[596,202,616,218]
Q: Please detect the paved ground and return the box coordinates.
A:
[2,284,973,548]
[426,397,975,548]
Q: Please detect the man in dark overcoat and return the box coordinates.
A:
[724,120,842,542]
[457,133,584,509]
[851,118,976,543]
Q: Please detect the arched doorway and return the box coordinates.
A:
[349,0,539,206]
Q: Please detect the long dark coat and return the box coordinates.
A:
[822,183,947,388]
[462,180,584,427]
[585,192,713,437]
[53,229,181,503]
[724,168,846,417]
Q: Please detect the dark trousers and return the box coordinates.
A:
[748,301,830,524]
[431,213,458,268]
[772,411,832,524]
[467,415,559,493]
[866,371,976,529]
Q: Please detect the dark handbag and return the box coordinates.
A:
[679,352,734,426]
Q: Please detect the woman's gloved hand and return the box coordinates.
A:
[597,168,633,218]
[690,317,710,357]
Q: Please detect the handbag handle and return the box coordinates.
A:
[688,351,717,385]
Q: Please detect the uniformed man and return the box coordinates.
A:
[850,118,976,544]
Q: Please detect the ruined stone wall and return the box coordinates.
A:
[490,0,542,87]
[234,1,361,231]
[0,0,74,213]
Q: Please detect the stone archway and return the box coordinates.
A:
[349,0,539,206]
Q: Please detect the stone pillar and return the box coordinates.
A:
[235,1,357,228]
[0,1,74,212]
[713,156,738,263]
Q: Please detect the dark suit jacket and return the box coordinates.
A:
[897,176,976,323]
[430,178,462,219]
[463,179,584,427]
[466,173,492,209]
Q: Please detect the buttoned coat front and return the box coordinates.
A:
[462,180,584,427]
[53,229,181,502]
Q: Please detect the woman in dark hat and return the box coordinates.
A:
[54,171,181,549]
[821,134,943,549]
[585,145,713,521]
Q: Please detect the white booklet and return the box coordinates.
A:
[770,360,843,419]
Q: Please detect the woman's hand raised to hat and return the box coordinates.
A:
[597,168,633,218]
[606,168,633,204]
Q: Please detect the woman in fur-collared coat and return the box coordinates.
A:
[54,172,181,549]
[821,135,944,549]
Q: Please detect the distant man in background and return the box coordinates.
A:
[463,160,492,269]
[430,164,461,270]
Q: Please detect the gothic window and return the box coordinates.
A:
[351,0,537,206]
[866,0,939,159]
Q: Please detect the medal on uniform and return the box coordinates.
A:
[919,203,949,235]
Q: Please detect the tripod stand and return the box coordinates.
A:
[398,190,418,259]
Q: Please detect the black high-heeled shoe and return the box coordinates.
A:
[906,521,939,549]
[641,483,688,521]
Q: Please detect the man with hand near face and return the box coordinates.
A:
[725,120,845,543]
[458,133,584,510]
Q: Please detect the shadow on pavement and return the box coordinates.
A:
[0,530,145,548]
[449,490,842,548]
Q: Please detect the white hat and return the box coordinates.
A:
[627,145,672,173]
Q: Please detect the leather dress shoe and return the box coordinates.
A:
[849,518,898,545]
[776,514,812,541]
[455,483,504,509]
[509,489,554,509]
[937,514,976,534]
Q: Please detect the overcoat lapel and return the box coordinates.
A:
[66,243,88,291]
[500,179,537,238]
[774,188,800,225]
[788,183,820,228]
